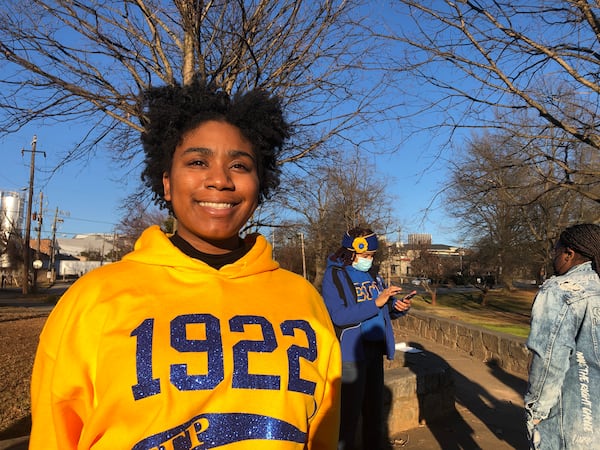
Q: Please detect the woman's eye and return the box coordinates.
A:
[231,162,250,171]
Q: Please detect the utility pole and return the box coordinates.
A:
[35,191,43,261]
[112,231,118,262]
[100,234,105,266]
[21,136,45,294]
[298,232,307,279]
[32,190,44,291]
[50,207,63,283]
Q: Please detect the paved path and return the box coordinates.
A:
[1,283,530,450]
[390,329,529,449]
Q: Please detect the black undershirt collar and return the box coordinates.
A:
[169,233,250,269]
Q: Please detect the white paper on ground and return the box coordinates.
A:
[394,342,423,353]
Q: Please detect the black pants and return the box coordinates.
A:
[338,340,385,450]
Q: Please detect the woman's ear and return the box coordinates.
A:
[162,172,171,201]
[566,247,591,265]
[564,247,575,261]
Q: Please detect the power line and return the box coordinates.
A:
[66,216,118,226]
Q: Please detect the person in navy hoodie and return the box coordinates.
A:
[321,227,411,450]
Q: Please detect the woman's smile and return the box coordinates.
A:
[163,120,259,253]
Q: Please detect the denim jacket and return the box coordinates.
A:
[524,261,600,449]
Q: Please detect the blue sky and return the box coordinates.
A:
[0,124,134,239]
[0,4,464,247]
[0,119,462,246]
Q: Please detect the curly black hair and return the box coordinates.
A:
[140,77,291,211]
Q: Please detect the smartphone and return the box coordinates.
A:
[402,290,417,301]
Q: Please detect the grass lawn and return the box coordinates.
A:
[408,287,536,339]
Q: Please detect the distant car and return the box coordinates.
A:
[411,277,431,286]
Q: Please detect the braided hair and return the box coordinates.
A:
[558,223,600,276]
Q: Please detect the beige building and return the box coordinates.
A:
[380,236,463,285]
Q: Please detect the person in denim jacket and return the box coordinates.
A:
[525,223,600,449]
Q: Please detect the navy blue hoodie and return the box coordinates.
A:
[321,257,404,362]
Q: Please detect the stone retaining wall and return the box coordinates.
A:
[393,310,530,377]
[383,349,455,434]
[378,310,530,437]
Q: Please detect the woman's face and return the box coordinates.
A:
[163,120,259,254]
[353,251,375,263]
[552,243,573,275]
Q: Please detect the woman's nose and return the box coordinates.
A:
[205,166,234,190]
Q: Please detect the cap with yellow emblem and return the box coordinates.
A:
[341,232,378,254]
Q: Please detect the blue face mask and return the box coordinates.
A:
[352,256,373,272]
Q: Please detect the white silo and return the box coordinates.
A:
[1,191,24,268]
[0,191,24,237]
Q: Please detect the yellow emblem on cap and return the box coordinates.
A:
[352,237,369,254]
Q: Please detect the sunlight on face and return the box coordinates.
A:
[163,120,259,254]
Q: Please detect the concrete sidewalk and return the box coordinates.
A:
[0,285,529,450]
[389,329,529,449]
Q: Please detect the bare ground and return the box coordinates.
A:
[0,313,47,440]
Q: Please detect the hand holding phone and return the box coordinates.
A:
[393,290,415,311]
[402,290,417,302]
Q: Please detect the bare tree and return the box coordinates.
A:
[407,243,443,304]
[0,0,396,187]
[445,139,540,291]
[445,131,599,288]
[115,201,173,253]
[0,232,24,274]
[381,1,600,203]
[277,151,396,287]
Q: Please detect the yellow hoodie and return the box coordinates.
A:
[30,226,340,449]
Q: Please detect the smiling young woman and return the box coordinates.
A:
[29,79,341,450]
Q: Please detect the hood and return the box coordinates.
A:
[122,225,279,279]
[326,254,344,270]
